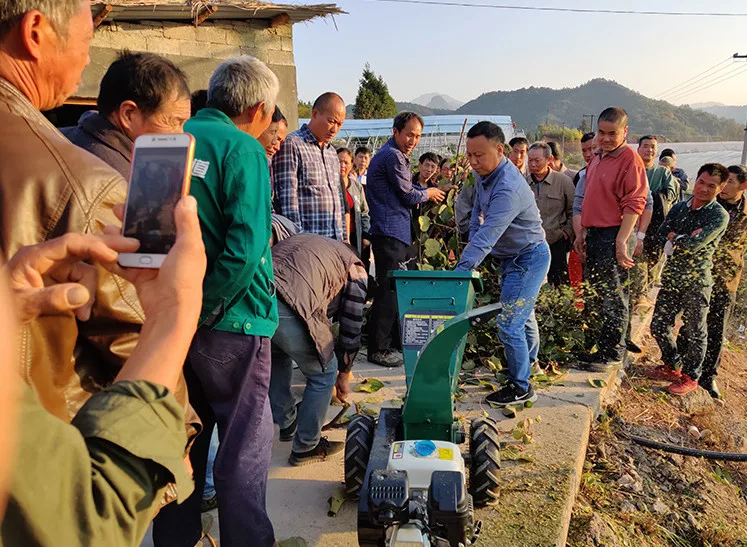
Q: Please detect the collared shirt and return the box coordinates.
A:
[646,165,678,204]
[656,198,729,288]
[527,168,575,245]
[367,137,429,245]
[713,194,747,292]
[185,108,278,337]
[272,124,346,240]
[575,166,653,218]
[581,144,648,228]
[456,157,545,270]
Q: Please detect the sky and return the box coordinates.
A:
[292,0,747,107]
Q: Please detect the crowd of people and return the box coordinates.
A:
[1,2,746,547]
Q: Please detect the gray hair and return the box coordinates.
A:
[529,142,552,159]
[0,0,81,39]
[207,56,279,119]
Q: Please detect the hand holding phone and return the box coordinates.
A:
[119,134,195,269]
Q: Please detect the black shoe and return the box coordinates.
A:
[574,352,622,372]
[200,494,217,513]
[626,341,642,354]
[289,437,345,466]
[699,376,722,399]
[485,382,537,407]
[279,402,302,442]
[368,350,403,367]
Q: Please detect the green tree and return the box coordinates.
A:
[353,64,397,120]
[297,100,312,118]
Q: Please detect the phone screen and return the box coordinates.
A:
[123,147,189,254]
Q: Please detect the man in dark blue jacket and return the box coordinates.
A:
[366,112,444,367]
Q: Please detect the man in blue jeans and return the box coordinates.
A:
[268,233,367,465]
[455,121,550,406]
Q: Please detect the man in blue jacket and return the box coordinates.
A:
[455,121,550,406]
[366,112,445,367]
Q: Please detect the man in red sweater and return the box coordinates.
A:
[574,107,648,370]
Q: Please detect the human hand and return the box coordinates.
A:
[105,197,206,323]
[335,370,353,402]
[5,234,139,324]
[633,238,644,257]
[427,187,446,203]
[574,232,586,262]
[667,232,676,241]
[616,238,635,269]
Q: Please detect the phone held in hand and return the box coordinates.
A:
[119,134,196,269]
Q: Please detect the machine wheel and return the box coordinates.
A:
[344,414,375,498]
[469,417,501,506]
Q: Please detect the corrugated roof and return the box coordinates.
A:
[91,1,344,24]
[298,115,515,139]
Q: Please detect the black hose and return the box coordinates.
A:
[630,435,747,461]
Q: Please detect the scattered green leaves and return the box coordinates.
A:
[327,486,346,517]
[354,378,385,393]
[588,378,608,389]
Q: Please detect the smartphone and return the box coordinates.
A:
[119,133,195,268]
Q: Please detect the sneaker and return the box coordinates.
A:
[626,341,642,354]
[667,374,698,396]
[279,403,301,442]
[368,350,403,368]
[699,376,721,399]
[646,365,681,382]
[200,494,217,513]
[485,382,537,407]
[574,352,623,372]
[289,437,345,466]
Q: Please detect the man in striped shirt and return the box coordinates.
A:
[272,92,347,241]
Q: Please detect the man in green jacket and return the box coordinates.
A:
[152,56,280,547]
[648,163,729,396]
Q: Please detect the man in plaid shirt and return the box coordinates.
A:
[272,93,347,240]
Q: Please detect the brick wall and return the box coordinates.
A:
[80,19,298,128]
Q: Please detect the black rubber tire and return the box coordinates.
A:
[469,417,501,506]
[344,414,376,498]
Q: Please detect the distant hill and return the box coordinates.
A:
[457,79,743,141]
[692,103,747,124]
[411,92,464,110]
[395,102,454,116]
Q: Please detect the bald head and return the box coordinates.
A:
[308,91,346,145]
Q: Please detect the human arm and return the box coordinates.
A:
[573,172,586,258]
[272,139,302,232]
[456,185,516,271]
[335,261,368,375]
[199,150,271,326]
[662,169,678,205]
[385,152,444,207]
[668,208,729,253]
[634,206,653,257]
[562,178,575,241]
[616,156,648,267]
[454,183,475,237]
[616,213,639,268]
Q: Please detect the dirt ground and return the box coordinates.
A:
[567,334,747,547]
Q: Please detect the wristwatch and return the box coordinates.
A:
[636,232,646,240]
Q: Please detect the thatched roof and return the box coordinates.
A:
[91,0,344,24]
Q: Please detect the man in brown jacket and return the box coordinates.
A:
[0,0,197,477]
[526,142,575,286]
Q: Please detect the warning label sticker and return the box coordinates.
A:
[402,311,456,349]
[392,442,404,459]
[438,447,454,460]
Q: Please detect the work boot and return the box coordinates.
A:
[667,374,698,396]
[485,381,537,407]
[200,494,217,513]
[626,340,642,354]
[289,437,345,466]
[368,350,402,367]
[574,352,623,372]
[699,376,722,399]
[646,364,682,382]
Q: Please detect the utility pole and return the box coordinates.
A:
[561,122,566,157]
[736,53,747,165]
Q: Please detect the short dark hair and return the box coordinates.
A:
[598,107,628,127]
[355,146,371,157]
[697,163,729,183]
[466,121,505,144]
[312,92,344,113]
[191,89,208,117]
[337,147,353,158]
[393,111,424,132]
[419,152,439,165]
[439,157,452,169]
[660,148,676,159]
[638,135,658,146]
[728,165,747,184]
[581,132,595,144]
[546,141,560,159]
[98,51,190,118]
[509,136,529,148]
[272,106,287,124]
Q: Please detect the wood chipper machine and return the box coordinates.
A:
[345,271,502,547]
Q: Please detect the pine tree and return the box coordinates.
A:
[353,64,397,120]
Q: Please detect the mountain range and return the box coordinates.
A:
[691,102,747,124]
[411,92,464,110]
